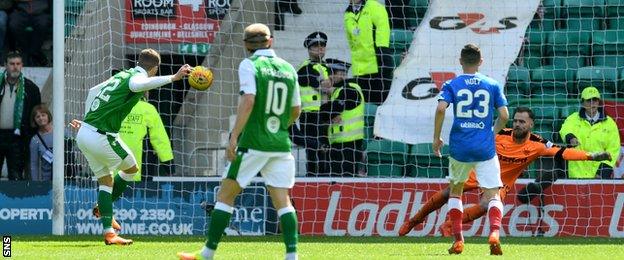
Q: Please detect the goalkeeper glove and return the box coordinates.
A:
[589,151,611,162]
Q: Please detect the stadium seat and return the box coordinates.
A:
[390,29,413,51]
[505,65,531,100]
[592,30,624,55]
[562,0,605,18]
[576,66,619,99]
[409,0,429,17]
[549,56,586,69]
[593,55,624,69]
[366,139,409,177]
[559,104,580,119]
[532,124,556,143]
[605,0,624,17]
[606,17,624,29]
[366,139,409,162]
[409,143,448,178]
[530,65,576,98]
[543,0,562,19]
[531,106,560,141]
[364,104,378,142]
[525,29,548,54]
[545,30,591,56]
[564,18,602,30]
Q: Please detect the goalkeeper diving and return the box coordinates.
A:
[399,106,612,236]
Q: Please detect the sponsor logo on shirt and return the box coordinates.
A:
[460,121,485,129]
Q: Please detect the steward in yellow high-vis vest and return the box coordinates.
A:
[344,0,392,105]
[560,86,620,179]
[319,59,365,176]
[118,99,174,181]
[292,31,332,175]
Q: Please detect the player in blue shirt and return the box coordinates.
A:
[433,44,509,255]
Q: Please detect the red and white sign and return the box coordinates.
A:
[374,0,540,144]
[291,179,624,237]
[124,0,221,43]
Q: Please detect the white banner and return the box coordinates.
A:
[375,0,540,144]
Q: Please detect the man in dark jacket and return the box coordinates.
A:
[319,59,365,176]
[0,51,41,180]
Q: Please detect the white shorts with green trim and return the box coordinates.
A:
[448,156,502,189]
[76,123,137,179]
[223,148,295,189]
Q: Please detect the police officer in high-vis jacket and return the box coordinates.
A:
[319,59,365,176]
[291,31,332,175]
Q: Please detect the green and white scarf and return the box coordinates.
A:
[0,71,25,131]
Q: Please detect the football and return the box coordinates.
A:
[188,65,214,90]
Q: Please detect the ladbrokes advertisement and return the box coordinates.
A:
[291,179,624,237]
[2,179,623,237]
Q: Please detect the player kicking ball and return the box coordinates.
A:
[399,107,611,238]
[177,23,302,260]
[73,49,191,245]
[430,44,509,255]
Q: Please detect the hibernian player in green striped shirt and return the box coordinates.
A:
[178,23,302,260]
[73,49,191,245]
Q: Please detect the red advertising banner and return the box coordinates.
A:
[604,100,624,145]
[291,179,624,237]
[124,0,228,43]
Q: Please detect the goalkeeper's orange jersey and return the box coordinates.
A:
[465,128,590,188]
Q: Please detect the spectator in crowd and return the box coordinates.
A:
[118,91,174,181]
[0,1,12,61]
[274,0,302,30]
[29,103,52,180]
[9,0,51,66]
[0,51,41,180]
[559,86,620,179]
[319,59,365,176]
[344,0,392,105]
[292,31,331,176]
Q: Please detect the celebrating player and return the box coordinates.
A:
[399,107,611,236]
[74,49,191,245]
[432,44,509,255]
[177,23,302,260]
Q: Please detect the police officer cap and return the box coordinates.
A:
[325,58,351,72]
[304,31,328,48]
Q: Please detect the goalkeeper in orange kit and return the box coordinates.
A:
[399,107,612,236]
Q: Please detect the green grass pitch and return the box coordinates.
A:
[11,236,623,259]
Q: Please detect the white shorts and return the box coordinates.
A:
[223,148,295,189]
[448,156,502,189]
[76,123,137,179]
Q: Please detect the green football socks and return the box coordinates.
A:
[98,186,113,230]
[205,202,233,250]
[278,207,298,253]
[111,173,130,202]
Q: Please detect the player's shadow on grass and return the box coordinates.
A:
[32,244,99,248]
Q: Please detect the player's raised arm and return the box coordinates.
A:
[541,145,612,162]
[129,62,191,92]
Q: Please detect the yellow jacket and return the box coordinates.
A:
[559,108,620,178]
[344,0,390,76]
[119,100,173,181]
